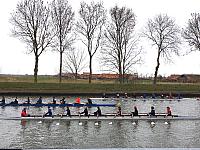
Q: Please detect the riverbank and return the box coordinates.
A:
[0,82,200,97]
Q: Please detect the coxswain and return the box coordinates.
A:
[94,106,102,116]
[79,107,89,116]
[21,108,29,117]
[52,97,56,104]
[116,106,122,116]
[36,96,42,104]
[149,106,155,116]
[0,96,5,105]
[166,106,172,116]
[75,97,81,104]
[132,106,138,116]
[44,106,53,117]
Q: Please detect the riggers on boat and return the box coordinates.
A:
[0,103,116,107]
[5,113,200,121]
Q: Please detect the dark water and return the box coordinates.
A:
[0,97,200,149]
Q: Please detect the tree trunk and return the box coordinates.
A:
[118,59,123,84]
[59,51,63,83]
[34,56,39,83]
[89,56,92,84]
[153,50,161,85]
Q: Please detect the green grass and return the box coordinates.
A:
[0,75,200,94]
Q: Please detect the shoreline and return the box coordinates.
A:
[0,91,200,98]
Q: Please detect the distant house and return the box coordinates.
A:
[62,72,138,80]
[167,74,200,83]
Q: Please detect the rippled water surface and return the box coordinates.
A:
[0,97,200,149]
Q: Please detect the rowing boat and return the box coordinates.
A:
[90,97,184,101]
[3,114,200,121]
[0,103,116,107]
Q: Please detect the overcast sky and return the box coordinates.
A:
[1,0,200,76]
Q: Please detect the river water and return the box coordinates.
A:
[0,97,200,149]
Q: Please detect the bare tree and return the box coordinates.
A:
[64,49,87,79]
[143,14,181,85]
[51,0,75,83]
[76,1,106,83]
[182,13,200,52]
[101,6,141,83]
[10,0,54,83]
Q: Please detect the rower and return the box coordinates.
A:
[64,106,71,117]
[75,97,81,104]
[124,93,128,98]
[21,108,29,117]
[152,93,156,99]
[52,97,56,104]
[94,106,102,116]
[116,93,120,98]
[0,96,5,105]
[116,106,122,116]
[79,107,89,116]
[25,97,31,104]
[36,96,42,104]
[166,106,172,116]
[10,97,18,104]
[60,97,66,104]
[44,106,53,117]
[148,106,155,116]
[87,98,92,104]
[131,106,138,116]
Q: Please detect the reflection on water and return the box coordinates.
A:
[0,97,200,149]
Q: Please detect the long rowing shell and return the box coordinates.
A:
[2,115,200,121]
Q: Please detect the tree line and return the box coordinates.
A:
[10,0,200,84]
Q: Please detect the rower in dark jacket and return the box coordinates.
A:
[52,97,56,104]
[10,97,18,104]
[80,107,88,116]
[36,96,42,104]
[149,106,155,116]
[0,96,5,105]
[87,98,93,104]
[132,106,138,116]
[166,106,172,116]
[65,106,71,116]
[94,107,102,116]
[44,106,53,117]
[117,106,122,116]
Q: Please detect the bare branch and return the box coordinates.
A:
[101,5,140,83]
[143,14,181,85]
[76,1,106,83]
[10,0,55,83]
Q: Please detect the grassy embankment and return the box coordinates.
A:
[0,75,200,96]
